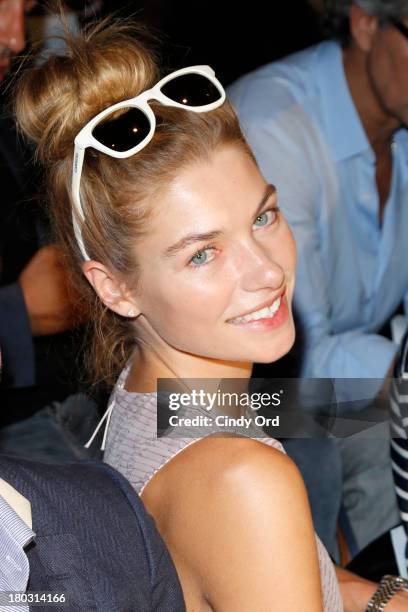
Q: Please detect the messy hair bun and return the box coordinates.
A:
[14,18,251,387]
[15,21,159,165]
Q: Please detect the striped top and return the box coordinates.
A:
[104,365,343,611]
[0,494,35,612]
[390,331,408,571]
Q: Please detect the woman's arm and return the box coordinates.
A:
[163,437,324,611]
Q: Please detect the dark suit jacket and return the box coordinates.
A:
[0,455,186,611]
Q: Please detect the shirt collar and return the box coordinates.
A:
[0,495,35,549]
[394,126,408,162]
[315,40,370,162]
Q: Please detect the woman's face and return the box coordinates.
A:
[133,145,296,365]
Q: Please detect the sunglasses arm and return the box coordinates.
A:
[71,146,91,261]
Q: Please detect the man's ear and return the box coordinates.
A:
[81,260,140,318]
[349,3,379,52]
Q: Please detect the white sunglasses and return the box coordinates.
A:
[71,65,226,260]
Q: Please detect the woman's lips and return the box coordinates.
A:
[228,295,289,331]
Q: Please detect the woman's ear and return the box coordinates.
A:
[81,260,140,318]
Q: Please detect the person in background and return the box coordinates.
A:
[228,0,408,554]
[0,454,185,611]
[389,331,408,572]
[0,0,104,459]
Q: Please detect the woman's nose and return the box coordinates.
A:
[238,243,285,292]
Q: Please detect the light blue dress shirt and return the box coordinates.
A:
[0,495,35,612]
[229,40,408,395]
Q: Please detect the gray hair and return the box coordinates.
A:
[324,0,408,44]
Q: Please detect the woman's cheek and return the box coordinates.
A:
[282,224,297,271]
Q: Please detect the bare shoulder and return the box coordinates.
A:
[142,435,306,529]
[182,434,303,493]
[149,435,323,611]
[196,435,308,518]
[147,434,305,513]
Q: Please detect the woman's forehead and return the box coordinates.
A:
[154,147,265,219]
[136,154,274,260]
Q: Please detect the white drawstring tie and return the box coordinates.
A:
[84,398,115,451]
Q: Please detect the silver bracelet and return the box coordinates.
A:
[365,575,408,611]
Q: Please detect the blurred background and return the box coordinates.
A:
[27,0,326,85]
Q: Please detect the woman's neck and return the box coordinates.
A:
[125,343,252,393]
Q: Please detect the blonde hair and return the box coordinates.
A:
[14,19,253,387]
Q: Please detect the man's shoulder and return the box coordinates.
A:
[0,455,143,521]
[228,41,328,121]
[0,457,178,576]
[0,457,186,609]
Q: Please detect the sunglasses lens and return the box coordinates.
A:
[160,73,222,107]
[92,107,151,152]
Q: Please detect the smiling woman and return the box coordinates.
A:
[14,18,343,612]
[111,148,296,375]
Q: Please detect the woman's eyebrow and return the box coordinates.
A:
[163,230,222,258]
[163,184,277,259]
[255,184,276,215]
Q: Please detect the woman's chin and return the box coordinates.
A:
[251,324,296,364]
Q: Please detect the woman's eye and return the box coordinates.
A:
[253,208,278,229]
[189,247,216,267]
